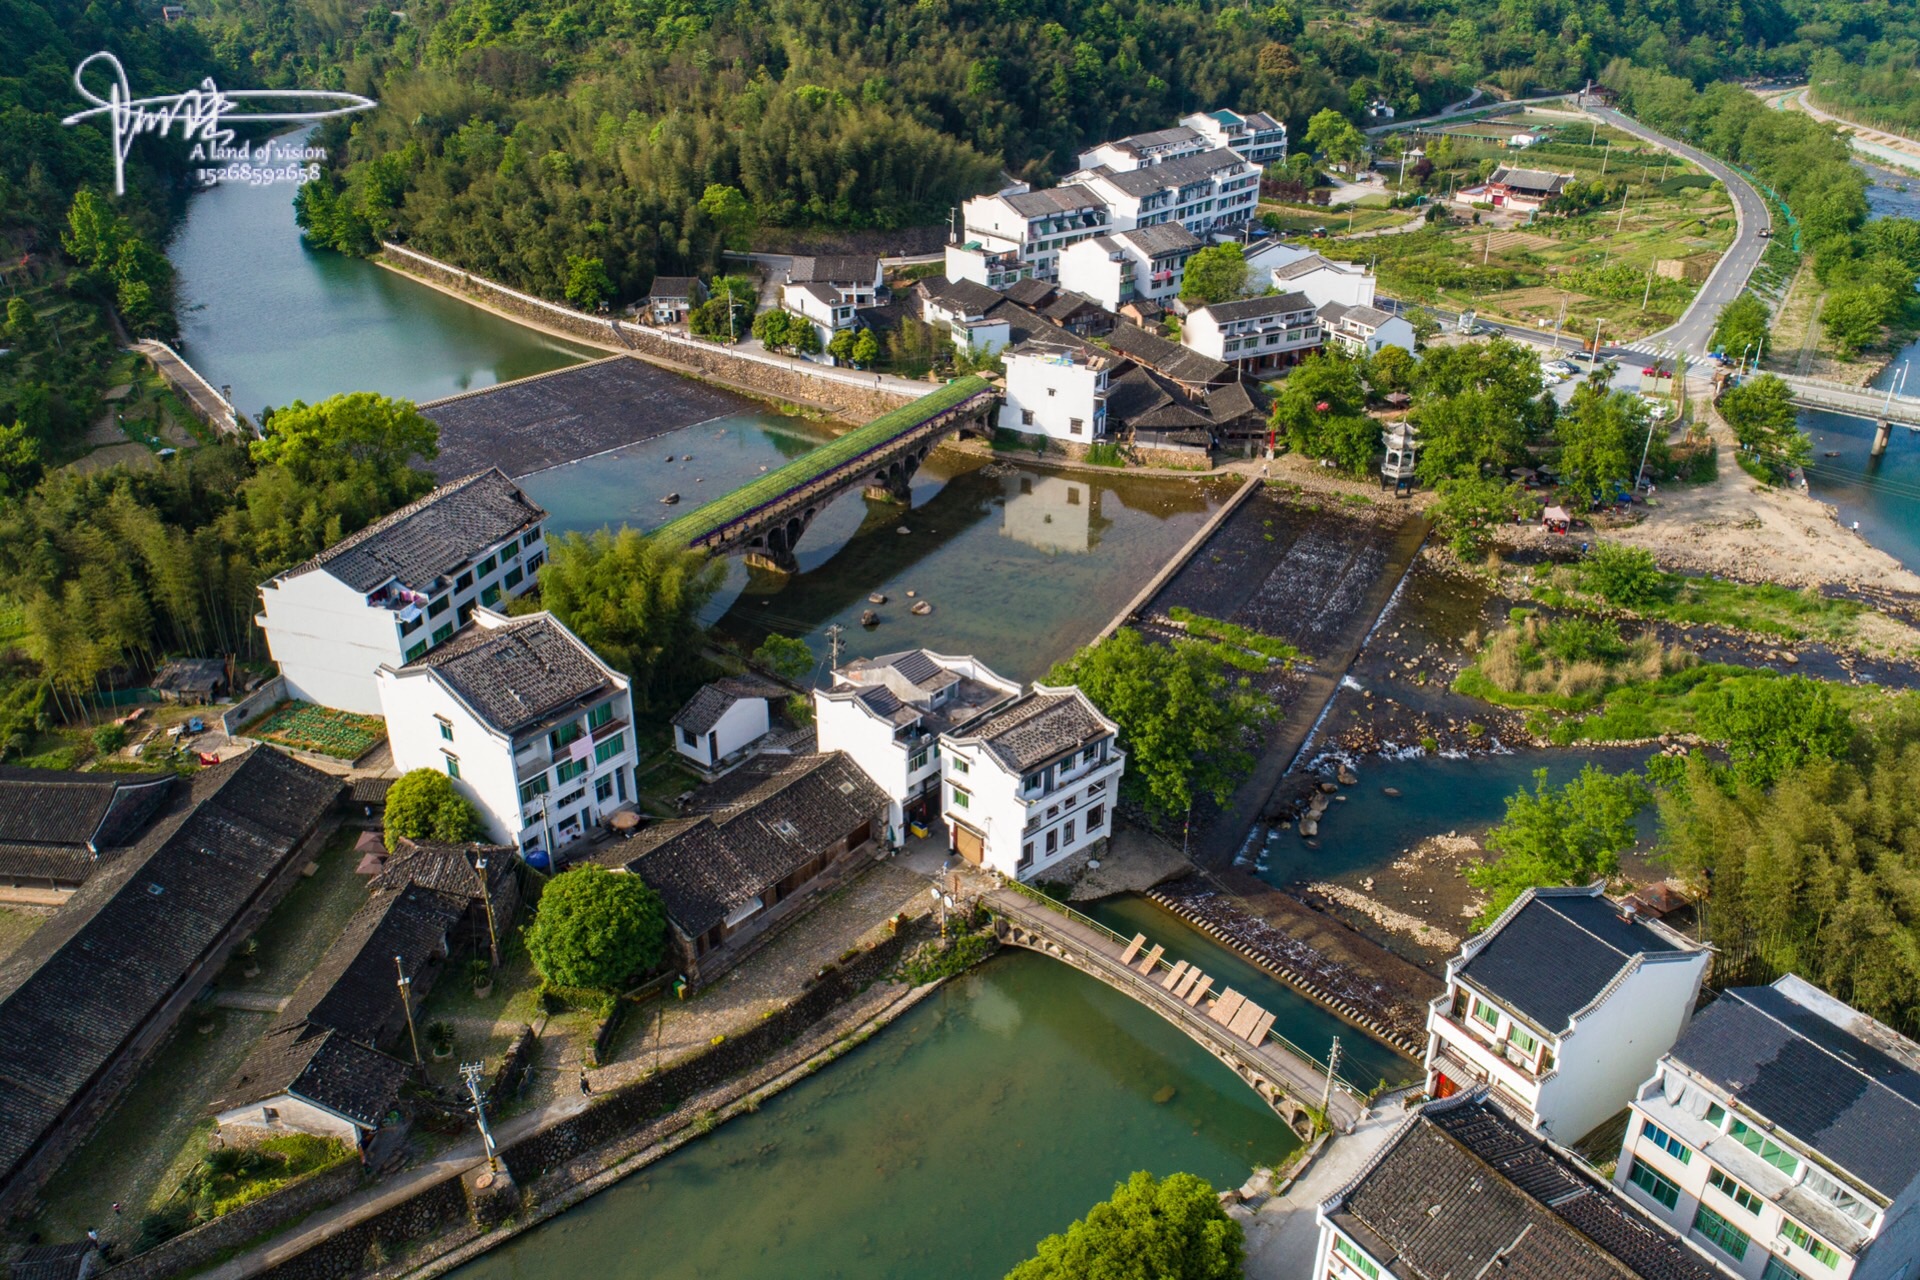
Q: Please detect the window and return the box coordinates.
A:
[595,775,614,803]
[437,717,453,742]
[1801,1164,1874,1228]
[478,554,497,575]
[909,747,929,771]
[951,757,969,775]
[519,776,549,805]
[1083,744,1100,764]
[1763,1257,1809,1280]
[429,595,450,617]
[1062,818,1075,843]
[523,529,541,548]
[556,786,586,810]
[399,613,423,636]
[455,570,474,592]
[1508,1025,1539,1056]
[1628,1158,1681,1210]
[1470,996,1500,1028]
[1731,1120,1799,1176]
[556,758,588,785]
[1642,1120,1692,1164]
[1019,842,1034,868]
[1045,829,1058,854]
[680,726,698,748]
[950,786,971,810]
[1779,1221,1840,1268]
[443,753,461,780]
[1087,804,1105,830]
[594,733,626,765]
[481,585,501,607]
[1047,387,1057,397]
[1332,1237,1379,1280]
[432,623,454,645]
[504,566,524,590]
[1709,1168,1764,1215]
[551,722,582,751]
[1694,1205,1751,1261]
[589,702,614,730]
[405,640,428,662]
[1069,418,1084,435]
[1705,1102,1727,1128]
[501,541,519,561]
[458,601,476,625]
[1022,409,1036,426]
[1023,772,1044,792]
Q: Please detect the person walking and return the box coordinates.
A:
[578,1069,592,1096]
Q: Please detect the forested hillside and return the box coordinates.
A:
[194,0,1816,304]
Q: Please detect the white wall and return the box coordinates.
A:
[999,352,1107,441]
[1058,241,1126,311]
[1365,316,1416,356]
[215,1094,365,1147]
[1284,264,1376,310]
[379,667,523,847]
[709,698,772,764]
[814,693,916,830]
[259,571,404,716]
[941,733,1122,880]
[1536,951,1707,1144]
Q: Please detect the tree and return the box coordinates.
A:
[1468,766,1650,926]
[1710,294,1771,361]
[6,298,36,343]
[383,768,483,851]
[697,183,754,250]
[1180,243,1248,304]
[828,330,858,363]
[1269,351,1375,473]
[1555,384,1649,503]
[1720,374,1811,480]
[851,328,879,367]
[1695,674,1853,789]
[1822,282,1894,357]
[751,309,792,349]
[533,528,725,710]
[0,421,43,497]
[1582,542,1664,607]
[1365,344,1416,395]
[564,255,613,310]
[1047,628,1275,820]
[752,633,814,683]
[525,864,667,991]
[1304,109,1366,172]
[250,392,439,483]
[1432,475,1525,559]
[1410,339,1551,483]
[1006,1171,1243,1280]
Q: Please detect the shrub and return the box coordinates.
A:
[383,768,482,851]
[1582,543,1664,608]
[92,722,128,753]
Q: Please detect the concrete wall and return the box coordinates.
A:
[1536,950,1707,1144]
[1000,352,1107,442]
[258,571,406,716]
[380,667,523,848]
[814,693,917,830]
[221,675,287,738]
[214,1094,364,1147]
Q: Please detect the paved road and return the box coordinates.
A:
[1774,88,1920,175]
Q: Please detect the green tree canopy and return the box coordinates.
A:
[525,864,668,991]
[1304,108,1366,171]
[1582,542,1664,607]
[1555,384,1650,504]
[1270,351,1376,474]
[1006,1171,1243,1280]
[384,768,484,852]
[564,255,614,309]
[697,183,755,250]
[1710,294,1771,361]
[532,528,725,710]
[251,392,439,486]
[851,329,879,366]
[1432,475,1526,559]
[1410,338,1551,483]
[1695,673,1853,789]
[752,633,815,683]
[1468,765,1650,926]
[1046,628,1275,819]
[1720,374,1810,481]
[1181,243,1249,304]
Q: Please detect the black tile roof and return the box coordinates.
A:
[1667,981,1920,1197]
[0,748,340,1186]
[1002,279,1058,308]
[672,676,789,735]
[219,1024,411,1129]
[624,752,887,937]
[347,776,393,804]
[370,839,515,903]
[1459,889,1695,1033]
[918,277,1005,316]
[956,690,1109,773]
[0,766,173,850]
[279,468,545,595]
[399,613,617,736]
[647,277,700,298]
[274,883,467,1044]
[787,256,880,285]
[1193,290,1316,323]
[1336,1095,1725,1280]
[10,1241,97,1280]
[1115,223,1201,257]
[1106,322,1230,386]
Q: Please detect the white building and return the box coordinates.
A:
[1243,235,1315,276]
[1315,1092,1728,1280]
[1320,302,1417,356]
[644,276,705,325]
[918,278,1013,356]
[1181,292,1323,374]
[783,255,883,308]
[1270,253,1379,309]
[813,650,1019,834]
[1615,974,1920,1280]
[1180,108,1288,168]
[944,240,1029,290]
[1424,884,1711,1144]
[1057,223,1202,311]
[257,468,547,716]
[959,186,1112,282]
[998,337,1116,442]
[938,683,1123,880]
[781,281,857,348]
[376,609,638,864]
[1066,147,1258,237]
[670,675,790,775]
[1076,125,1207,173]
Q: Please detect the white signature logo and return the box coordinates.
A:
[61,51,375,195]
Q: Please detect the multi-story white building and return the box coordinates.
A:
[1182,292,1323,374]
[958,186,1111,283]
[938,684,1123,880]
[1066,148,1258,237]
[1075,125,1208,173]
[1181,108,1288,168]
[1320,302,1417,357]
[376,609,637,864]
[813,649,1019,834]
[257,468,547,716]
[1316,1092,1728,1280]
[918,278,1013,356]
[1424,884,1711,1145]
[781,281,857,349]
[1615,974,1920,1280]
[783,256,884,308]
[1270,253,1380,309]
[1057,223,1202,311]
[998,337,1116,442]
[944,240,1029,290]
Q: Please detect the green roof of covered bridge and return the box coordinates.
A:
[652,376,992,548]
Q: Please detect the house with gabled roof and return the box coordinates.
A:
[1181,108,1288,167]
[1615,975,1920,1280]
[376,608,637,864]
[1425,884,1711,1145]
[1057,223,1203,312]
[1183,291,1325,374]
[938,683,1123,879]
[0,748,341,1214]
[0,767,175,900]
[671,675,793,776]
[257,468,548,715]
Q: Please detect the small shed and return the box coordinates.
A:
[347,776,392,825]
[152,657,229,704]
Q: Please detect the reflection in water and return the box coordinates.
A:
[1000,473,1110,554]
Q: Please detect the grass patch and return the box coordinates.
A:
[1167,606,1303,666]
[242,700,386,760]
[1455,611,1696,713]
[219,826,371,995]
[1083,442,1126,467]
[0,905,48,963]
[1525,562,1862,644]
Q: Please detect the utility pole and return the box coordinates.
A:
[1600,139,1612,177]
[1321,1035,1343,1122]
[475,857,501,968]
[1615,188,1631,235]
[1642,262,1655,310]
[460,1061,500,1171]
[825,623,844,671]
[396,955,421,1067]
[1593,317,1606,356]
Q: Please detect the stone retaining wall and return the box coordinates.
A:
[101,1163,364,1280]
[255,1178,470,1280]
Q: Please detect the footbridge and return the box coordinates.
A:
[983,887,1368,1133]
[652,376,997,572]
[1776,374,1920,456]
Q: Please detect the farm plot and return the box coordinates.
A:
[243,700,386,760]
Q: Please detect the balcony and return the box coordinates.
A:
[1431,1010,1543,1091]
[514,743,553,781]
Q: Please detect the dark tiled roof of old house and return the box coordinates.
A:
[9,1241,99,1280]
[647,277,700,299]
[1106,322,1230,386]
[918,278,1005,316]
[624,752,886,938]
[0,764,173,885]
[1114,223,1201,257]
[787,256,880,285]
[280,469,545,594]
[672,676,787,736]
[370,839,515,904]
[1002,278,1058,308]
[220,1025,412,1129]
[400,614,615,736]
[958,690,1109,773]
[275,883,466,1045]
[1193,290,1316,324]
[1333,1095,1725,1280]
[348,776,393,805]
[0,749,340,1185]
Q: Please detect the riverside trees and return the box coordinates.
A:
[1006,1172,1243,1280]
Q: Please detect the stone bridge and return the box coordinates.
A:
[1773,374,1920,456]
[984,889,1367,1134]
[652,376,997,572]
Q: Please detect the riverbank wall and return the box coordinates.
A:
[376,244,913,422]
